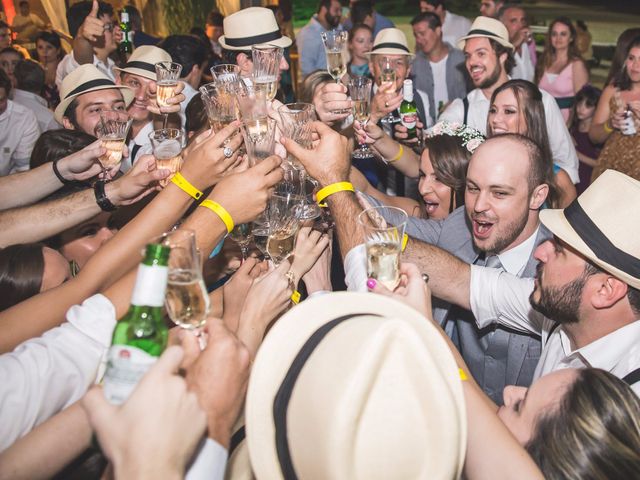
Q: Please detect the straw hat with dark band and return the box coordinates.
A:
[219,7,292,51]
[457,16,514,50]
[540,169,640,290]
[113,45,172,81]
[54,64,134,124]
[365,27,414,58]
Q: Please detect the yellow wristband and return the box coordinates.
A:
[171,172,203,200]
[200,200,235,233]
[388,144,404,163]
[459,368,468,381]
[291,290,301,304]
[316,181,355,207]
[401,233,408,252]
[603,121,613,134]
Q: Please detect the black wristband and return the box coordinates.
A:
[52,159,73,185]
[94,180,117,212]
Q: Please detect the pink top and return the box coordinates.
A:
[538,62,574,122]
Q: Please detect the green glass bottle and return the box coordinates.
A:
[119,9,133,55]
[103,243,170,404]
[399,79,417,140]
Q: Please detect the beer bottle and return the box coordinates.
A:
[119,9,133,55]
[399,79,418,140]
[103,243,170,404]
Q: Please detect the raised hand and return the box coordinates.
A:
[55,140,111,182]
[313,81,353,124]
[105,154,169,205]
[147,81,186,116]
[354,119,385,145]
[222,257,269,332]
[394,119,424,146]
[367,262,432,318]
[370,83,402,123]
[78,0,105,43]
[289,226,330,282]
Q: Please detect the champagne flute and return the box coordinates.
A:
[155,61,182,129]
[200,82,238,133]
[357,206,407,290]
[240,117,276,166]
[160,229,210,349]
[211,63,241,83]
[251,45,283,101]
[96,110,132,177]
[148,128,184,187]
[349,76,373,159]
[251,221,270,260]
[321,29,350,115]
[229,222,253,262]
[265,192,304,266]
[377,56,397,125]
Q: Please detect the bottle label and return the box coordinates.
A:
[127,31,134,43]
[130,264,168,307]
[103,345,157,405]
[401,112,417,129]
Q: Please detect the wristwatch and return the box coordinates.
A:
[94,180,117,212]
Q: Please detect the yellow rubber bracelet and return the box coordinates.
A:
[459,368,468,381]
[171,172,203,200]
[316,181,355,207]
[291,290,301,304]
[401,233,408,252]
[200,200,235,233]
[388,144,404,163]
[603,121,613,134]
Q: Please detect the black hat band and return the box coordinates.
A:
[225,29,282,47]
[66,78,117,99]
[123,60,156,74]
[372,42,410,53]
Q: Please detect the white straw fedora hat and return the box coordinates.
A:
[366,27,414,57]
[246,292,467,480]
[540,169,640,290]
[219,7,292,51]
[224,418,255,480]
[54,64,134,124]
[113,45,172,81]
[457,16,514,50]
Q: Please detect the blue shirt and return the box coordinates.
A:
[342,11,395,38]
[297,15,333,77]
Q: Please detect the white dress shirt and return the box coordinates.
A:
[185,438,228,480]
[11,89,61,132]
[0,294,116,451]
[439,85,580,183]
[511,43,535,82]
[0,99,40,176]
[123,120,154,172]
[469,266,640,394]
[441,11,472,47]
[56,52,116,90]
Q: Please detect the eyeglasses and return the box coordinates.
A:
[103,23,114,32]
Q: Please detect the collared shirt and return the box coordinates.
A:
[441,10,471,47]
[342,11,395,38]
[11,89,61,132]
[123,120,154,172]
[180,82,199,128]
[511,42,536,82]
[0,100,40,176]
[439,85,580,183]
[56,52,116,91]
[297,15,343,77]
[469,266,640,394]
[496,227,539,276]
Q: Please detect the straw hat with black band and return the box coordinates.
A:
[540,169,640,290]
[245,292,466,480]
[113,45,172,82]
[54,64,134,124]
[365,27,414,58]
[219,7,292,51]
[457,16,514,51]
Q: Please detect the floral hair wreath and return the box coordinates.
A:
[425,121,485,153]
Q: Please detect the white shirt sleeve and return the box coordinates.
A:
[11,108,40,173]
[344,244,368,292]
[469,265,545,335]
[540,89,580,183]
[0,294,116,452]
[438,97,464,124]
[185,438,228,480]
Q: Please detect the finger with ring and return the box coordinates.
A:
[223,146,234,158]
[422,273,429,284]
[385,101,389,108]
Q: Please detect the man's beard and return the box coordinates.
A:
[529,264,587,324]
[470,205,529,255]
[476,60,502,90]
[326,13,340,28]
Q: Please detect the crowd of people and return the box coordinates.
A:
[0,0,639,478]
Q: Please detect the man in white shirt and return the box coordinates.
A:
[439,16,579,183]
[498,4,536,81]
[13,59,60,132]
[56,1,120,90]
[419,0,471,47]
[11,1,47,47]
[0,69,39,176]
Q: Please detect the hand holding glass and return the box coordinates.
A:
[149,128,184,187]
[155,62,182,128]
[349,76,373,159]
[96,110,132,175]
[251,45,282,101]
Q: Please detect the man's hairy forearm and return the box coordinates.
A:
[326,191,366,260]
[0,164,63,210]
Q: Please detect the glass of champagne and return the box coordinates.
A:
[155,61,182,128]
[357,206,408,290]
[96,110,132,176]
[321,30,348,84]
[278,102,316,169]
[148,128,184,187]
[211,63,241,83]
[349,76,373,159]
[200,82,238,133]
[240,117,276,166]
[377,56,397,125]
[160,229,210,349]
[229,222,253,262]
[251,45,282,101]
[251,221,270,260]
[265,192,304,266]
[236,81,269,123]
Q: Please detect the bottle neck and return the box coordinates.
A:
[130,263,169,308]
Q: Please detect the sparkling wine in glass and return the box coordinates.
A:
[155,62,182,128]
[265,193,304,266]
[252,45,283,101]
[96,110,132,176]
[149,128,184,187]
[240,117,276,166]
[377,56,397,124]
[349,76,373,159]
[321,30,348,83]
[251,222,270,260]
[229,222,253,261]
[200,82,238,133]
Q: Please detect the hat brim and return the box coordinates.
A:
[218,34,292,51]
[540,208,640,289]
[113,66,157,82]
[366,48,414,58]
[245,292,467,480]
[54,85,134,124]
[457,33,514,51]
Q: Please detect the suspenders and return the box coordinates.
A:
[462,96,469,125]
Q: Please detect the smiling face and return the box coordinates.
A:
[550,21,572,52]
[465,137,541,254]
[498,369,578,445]
[488,88,526,135]
[464,37,504,89]
[418,149,453,219]
[349,27,373,62]
[370,54,410,91]
[323,0,343,29]
[412,21,441,56]
[63,88,127,135]
[625,46,640,83]
[119,72,154,123]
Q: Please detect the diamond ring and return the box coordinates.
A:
[223,146,234,158]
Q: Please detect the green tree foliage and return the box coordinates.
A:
[162,0,210,34]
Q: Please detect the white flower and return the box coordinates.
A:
[466,137,483,152]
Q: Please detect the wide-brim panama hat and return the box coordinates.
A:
[457,16,514,51]
[246,292,467,480]
[219,7,292,51]
[366,27,414,58]
[54,64,134,124]
[540,169,640,290]
[113,45,172,81]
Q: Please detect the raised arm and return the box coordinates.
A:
[72,0,103,65]
[588,84,619,145]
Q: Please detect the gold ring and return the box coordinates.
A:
[385,101,389,108]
